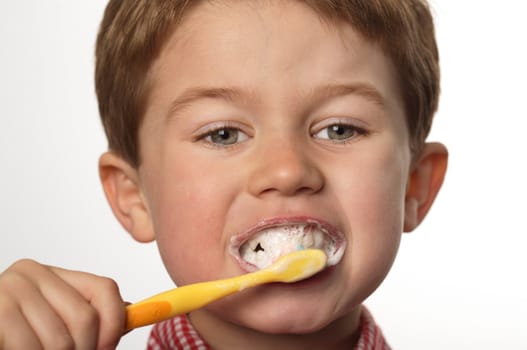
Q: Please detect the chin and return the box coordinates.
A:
[214,286,339,334]
[250,312,333,334]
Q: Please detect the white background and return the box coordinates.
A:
[1,1,526,349]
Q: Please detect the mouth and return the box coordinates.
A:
[229,218,346,272]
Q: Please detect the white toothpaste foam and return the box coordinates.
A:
[239,224,342,269]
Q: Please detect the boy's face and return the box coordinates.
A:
[110,0,429,334]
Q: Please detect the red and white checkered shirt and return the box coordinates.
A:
[147,307,391,350]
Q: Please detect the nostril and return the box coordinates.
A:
[247,159,324,197]
[297,184,323,195]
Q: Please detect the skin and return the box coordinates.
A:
[0,260,125,349]
[0,1,447,349]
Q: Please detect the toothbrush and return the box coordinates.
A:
[125,249,327,331]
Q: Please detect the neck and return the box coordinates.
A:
[188,306,363,350]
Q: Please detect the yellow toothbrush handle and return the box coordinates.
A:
[126,300,173,331]
[125,249,326,331]
[125,274,269,330]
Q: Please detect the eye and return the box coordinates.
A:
[313,123,367,142]
[201,126,249,146]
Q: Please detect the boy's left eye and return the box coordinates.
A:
[313,124,366,142]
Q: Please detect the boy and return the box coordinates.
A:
[0,0,447,348]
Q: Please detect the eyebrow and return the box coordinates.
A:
[166,82,385,120]
[308,83,386,108]
[167,86,252,120]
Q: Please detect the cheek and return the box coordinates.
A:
[337,141,408,232]
[145,163,234,285]
[336,144,409,296]
[351,164,407,234]
[346,170,404,267]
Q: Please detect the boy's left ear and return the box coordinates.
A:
[99,152,155,242]
[404,142,448,232]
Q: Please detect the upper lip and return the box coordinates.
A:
[229,215,346,271]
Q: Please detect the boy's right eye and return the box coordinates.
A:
[200,127,249,146]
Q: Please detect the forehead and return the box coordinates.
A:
[145,0,404,124]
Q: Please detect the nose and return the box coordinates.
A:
[246,138,324,197]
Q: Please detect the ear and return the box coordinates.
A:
[99,152,155,242]
[404,142,448,232]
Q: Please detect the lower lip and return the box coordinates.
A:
[266,264,337,290]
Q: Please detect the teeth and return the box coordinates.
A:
[238,224,343,269]
[302,232,314,248]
